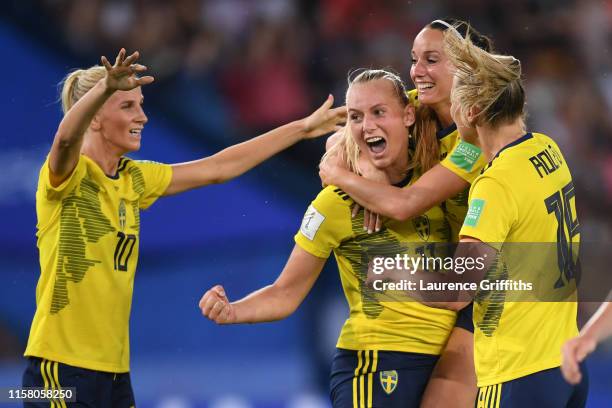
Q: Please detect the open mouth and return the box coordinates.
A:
[129,129,142,138]
[416,82,434,93]
[365,136,387,154]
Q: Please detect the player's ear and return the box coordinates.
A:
[90,114,102,131]
[403,104,415,128]
[467,106,481,126]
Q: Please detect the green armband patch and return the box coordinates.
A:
[450,140,482,172]
[464,198,485,227]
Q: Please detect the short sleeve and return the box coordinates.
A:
[441,139,487,184]
[38,155,87,202]
[459,176,517,245]
[294,187,353,259]
[132,161,173,209]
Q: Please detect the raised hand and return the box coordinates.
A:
[303,95,347,139]
[199,285,236,324]
[100,48,154,92]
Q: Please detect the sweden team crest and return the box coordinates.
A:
[379,370,398,394]
[118,199,126,231]
[412,215,430,241]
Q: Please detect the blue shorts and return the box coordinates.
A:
[476,365,588,408]
[455,302,474,333]
[330,348,439,408]
[22,357,135,408]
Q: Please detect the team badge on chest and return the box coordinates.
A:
[412,215,430,241]
[118,199,126,231]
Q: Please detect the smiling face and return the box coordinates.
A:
[347,79,414,171]
[410,27,455,110]
[95,87,148,155]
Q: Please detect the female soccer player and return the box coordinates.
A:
[321,19,493,407]
[22,48,345,408]
[200,69,475,407]
[320,19,492,238]
[562,299,612,385]
[375,29,589,407]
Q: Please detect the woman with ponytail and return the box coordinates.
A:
[441,28,588,407]
[320,19,494,407]
[22,49,345,407]
[200,68,481,407]
[358,25,588,408]
[321,19,493,238]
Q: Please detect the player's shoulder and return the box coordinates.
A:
[531,132,563,153]
[122,157,167,169]
[502,132,558,156]
[314,185,353,206]
[118,157,172,184]
[311,186,353,218]
[531,132,556,144]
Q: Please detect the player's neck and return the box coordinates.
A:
[383,151,410,185]
[478,120,526,162]
[81,132,123,176]
[432,103,453,128]
[384,167,408,185]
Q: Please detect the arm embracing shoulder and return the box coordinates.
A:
[331,163,467,221]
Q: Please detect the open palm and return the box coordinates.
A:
[303,95,347,139]
[101,48,154,91]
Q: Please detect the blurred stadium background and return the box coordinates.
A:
[1,0,611,407]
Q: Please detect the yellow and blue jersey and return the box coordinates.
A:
[25,154,172,373]
[460,132,579,386]
[295,174,457,355]
[407,89,487,240]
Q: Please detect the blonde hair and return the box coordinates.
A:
[60,66,106,114]
[321,125,361,173]
[321,69,439,175]
[443,27,525,128]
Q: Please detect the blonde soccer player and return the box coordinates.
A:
[442,30,587,406]
[201,69,468,407]
[353,27,589,408]
[320,19,494,407]
[22,48,345,408]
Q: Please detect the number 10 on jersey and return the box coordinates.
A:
[113,231,136,271]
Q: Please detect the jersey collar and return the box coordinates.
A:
[107,157,129,180]
[392,169,414,188]
[436,123,457,140]
[482,132,534,174]
[492,132,533,160]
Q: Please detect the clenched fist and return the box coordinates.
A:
[199,285,236,324]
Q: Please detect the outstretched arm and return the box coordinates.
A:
[320,161,468,221]
[199,245,326,324]
[562,299,612,384]
[164,96,346,195]
[49,49,153,187]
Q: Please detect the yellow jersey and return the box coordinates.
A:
[295,176,457,355]
[25,154,172,373]
[460,132,579,386]
[407,89,487,240]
